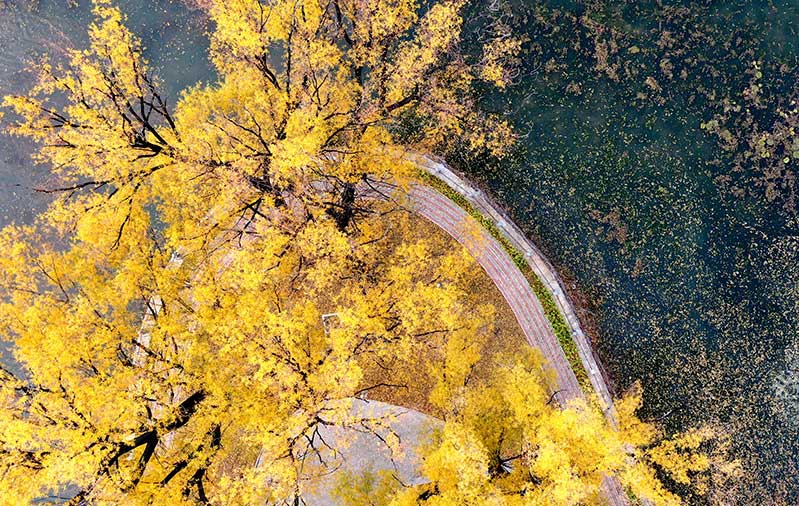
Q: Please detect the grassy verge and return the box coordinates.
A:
[416,170,591,390]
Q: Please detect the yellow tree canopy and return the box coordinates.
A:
[0,1,518,503]
[367,351,735,506]
[3,0,516,251]
[0,202,494,504]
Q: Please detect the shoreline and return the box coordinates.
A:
[411,153,620,408]
[555,266,618,397]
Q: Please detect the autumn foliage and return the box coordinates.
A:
[0,0,734,504]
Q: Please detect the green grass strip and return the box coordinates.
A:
[417,170,591,390]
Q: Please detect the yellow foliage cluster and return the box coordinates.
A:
[341,355,737,505]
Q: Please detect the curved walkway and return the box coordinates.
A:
[395,157,629,506]
[408,184,583,402]
[412,154,617,418]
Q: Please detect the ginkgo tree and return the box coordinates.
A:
[0,0,514,503]
[0,0,734,505]
[376,352,739,506]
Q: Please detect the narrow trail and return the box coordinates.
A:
[398,179,629,506]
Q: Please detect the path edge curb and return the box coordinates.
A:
[409,153,619,423]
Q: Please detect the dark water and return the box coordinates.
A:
[1,0,797,503]
[461,0,799,502]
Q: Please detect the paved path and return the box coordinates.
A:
[407,184,583,403]
[411,154,618,419]
[389,157,630,505]
[300,399,441,505]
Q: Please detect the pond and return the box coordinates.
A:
[461,0,799,502]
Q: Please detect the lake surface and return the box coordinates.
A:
[462,0,799,501]
[1,0,797,502]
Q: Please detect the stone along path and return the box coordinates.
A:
[396,178,629,506]
[412,154,618,419]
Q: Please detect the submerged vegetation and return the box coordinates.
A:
[458,0,799,502]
